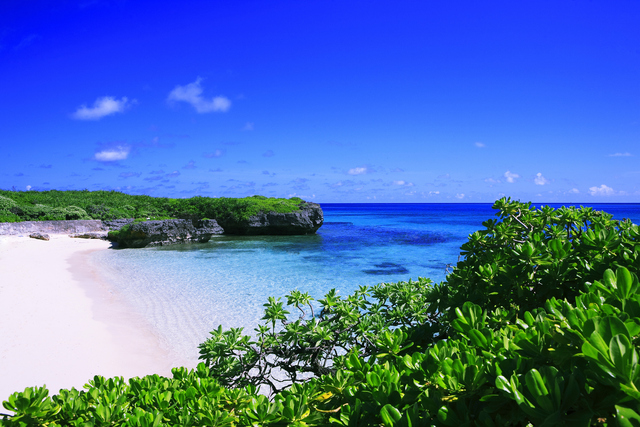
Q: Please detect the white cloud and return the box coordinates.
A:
[504,170,519,183]
[72,96,132,120]
[26,185,32,191]
[167,78,231,113]
[608,152,633,157]
[203,149,226,158]
[392,180,414,186]
[95,145,130,161]
[534,172,550,185]
[243,122,254,131]
[456,193,465,199]
[429,191,440,195]
[569,188,580,194]
[589,184,615,196]
[474,142,485,148]
[485,178,500,183]
[348,167,368,175]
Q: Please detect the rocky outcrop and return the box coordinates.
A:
[0,220,107,235]
[216,202,323,235]
[108,219,224,248]
[70,232,108,240]
[0,203,324,247]
[29,232,50,241]
[103,219,135,230]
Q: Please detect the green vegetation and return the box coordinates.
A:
[4,198,640,426]
[0,190,304,223]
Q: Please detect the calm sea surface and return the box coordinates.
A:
[90,203,640,362]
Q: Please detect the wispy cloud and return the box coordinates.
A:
[608,152,633,157]
[243,122,254,131]
[262,150,275,157]
[165,171,181,178]
[392,180,414,186]
[14,34,39,50]
[95,145,130,162]
[534,172,549,185]
[182,160,197,169]
[568,188,580,194]
[203,149,226,158]
[72,96,132,120]
[589,184,615,196]
[504,170,519,183]
[119,172,141,178]
[348,167,369,175]
[456,193,465,199]
[167,78,231,113]
[474,142,485,148]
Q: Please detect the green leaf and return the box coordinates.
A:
[468,329,489,349]
[616,405,640,427]
[496,376,511,395]
[524,369,549,401]
[610,334,633,381]
[380,404,402,426]
[618,267,634,300]
[366,372,381,388]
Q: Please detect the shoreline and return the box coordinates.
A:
[0,235,185,403]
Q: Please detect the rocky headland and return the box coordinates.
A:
[215,202,324,235]
[107,219,224,248]
[0,202,324,248]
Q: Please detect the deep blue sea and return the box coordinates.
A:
[89,203,640,362]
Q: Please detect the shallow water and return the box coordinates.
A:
[90,203,640,362]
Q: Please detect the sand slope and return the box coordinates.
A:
[0,235,179,403]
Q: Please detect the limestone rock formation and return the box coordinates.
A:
[29,232,50,241]
[216,202,323,235]
[108,219,224,248]
[0,220,106,235]
[69,232,108,240]
[102,219,135,230]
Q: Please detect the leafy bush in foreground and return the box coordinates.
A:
[3,198,640,426]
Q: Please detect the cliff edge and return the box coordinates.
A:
[215,202,324,235]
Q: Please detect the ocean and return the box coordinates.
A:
[89,203,640,363]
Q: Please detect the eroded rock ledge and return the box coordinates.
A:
[0,202,324,248]
[216,202,324,235]
[0,220,107,235]
[108,219,224,248]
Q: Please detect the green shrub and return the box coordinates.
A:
[0,195,17,211]
[62,206,91,220]
[6,198,640,426]
[0,212,20,223]
[0,190,303,222]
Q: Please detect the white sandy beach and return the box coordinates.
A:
[0,234,185,403]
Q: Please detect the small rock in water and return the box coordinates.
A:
[29,233,50,241]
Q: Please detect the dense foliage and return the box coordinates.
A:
[4,198,640,426]
[0,190,304,223]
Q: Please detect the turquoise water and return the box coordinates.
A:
[90,203,640,362]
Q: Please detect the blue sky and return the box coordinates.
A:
[1,1,639,203]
